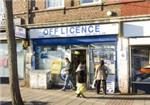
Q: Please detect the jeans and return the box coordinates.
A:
[63,74,75,89]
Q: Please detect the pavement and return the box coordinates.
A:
[0,84,150,105]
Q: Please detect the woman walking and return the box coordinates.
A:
[61,57,75,91]
[75,61,86,98]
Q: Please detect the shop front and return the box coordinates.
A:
[0,26,26,83]
[123,20,150,94]
[0,40,25,83]
[29,23,118,90]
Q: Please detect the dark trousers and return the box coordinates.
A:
[96,80,106,94]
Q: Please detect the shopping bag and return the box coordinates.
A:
[91,79,96,89]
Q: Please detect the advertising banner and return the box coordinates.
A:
[51,59,62,74]
[106,74,115,94]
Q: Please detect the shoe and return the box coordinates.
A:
[76,93,80,97]
[61,88,66,91]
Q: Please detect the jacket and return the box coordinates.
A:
[95,65,108,80]
[64,62,71,75]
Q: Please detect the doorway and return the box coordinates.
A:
[89,43,117,93]
[71,49,87,84]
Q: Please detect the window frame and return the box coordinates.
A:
[45,0,64,9]
[80,0,103,6]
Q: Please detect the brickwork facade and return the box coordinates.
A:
[12,0,150,25]
[120,1,150,16]
[8,0,150,94]
[13,0,26,14]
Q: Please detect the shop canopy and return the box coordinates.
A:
[32,35,117,46]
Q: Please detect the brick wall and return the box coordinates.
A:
[13,0,26,14]
[120,1,150,16]
[32,5,120,24]
[12,0,150,25]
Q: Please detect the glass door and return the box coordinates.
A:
[89,43,117,93]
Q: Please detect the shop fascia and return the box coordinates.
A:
[29,23,119,39]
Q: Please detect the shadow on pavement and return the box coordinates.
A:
[85,95,150,100]
[0,101,51,105]
[0,101,11,105]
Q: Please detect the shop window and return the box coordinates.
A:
[91,43,116,74]
[45,0,64,9]
[131,46,150,83]
[0,42,24,79]
[34,45,70,70]
[80,0,103,5]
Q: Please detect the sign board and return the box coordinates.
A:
[50,59,62,74]
[15,26,26,38]
[29,23,118,39]
[0,26,26,39]
[123,20,150,37]
[106,74,115,94]
[129,37,150,45]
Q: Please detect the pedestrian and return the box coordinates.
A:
[94,60,109,95]
[75,60,86,98]
[61,57,75,91]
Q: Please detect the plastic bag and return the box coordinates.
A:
[91,79,96,89]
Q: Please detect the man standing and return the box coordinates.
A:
[95,60,109,94]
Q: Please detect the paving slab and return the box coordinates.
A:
[0,84,150,105]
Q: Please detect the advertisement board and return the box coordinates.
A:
[106,74,115,94]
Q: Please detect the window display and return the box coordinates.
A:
[91,43,116,74]
[131,46,150,94]
[131,46,150,83]
[89,43,117,93]
[0,42,24,79]
[33,45,71,86]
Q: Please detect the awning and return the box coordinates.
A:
[32,35,117,46]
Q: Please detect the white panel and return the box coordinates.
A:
[29,23,118,39]
[117,37,129,93]
[0,32,7,40]
[15,26,26,38]
[30,70,50,89]
[129,37,150,45]
[0,27,26,39]
[123,21,150,37]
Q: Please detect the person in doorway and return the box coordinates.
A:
[61,57,76,91]
[75,60,87,98]
[94,60,109,95]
